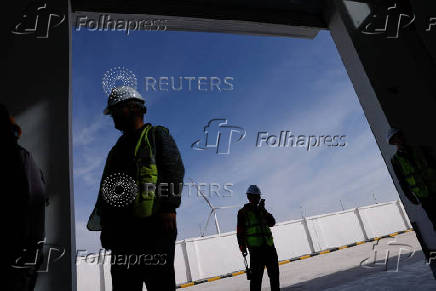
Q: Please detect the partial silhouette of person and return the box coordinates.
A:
[388,128,436,229]
[1,104,47,291]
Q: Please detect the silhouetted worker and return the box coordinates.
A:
[1,104,47,291]
[87,86,184,291]
[237,185,280,291]
[388,128,436,230]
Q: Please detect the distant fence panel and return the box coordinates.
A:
[272,220,313,260]
[358,201,410,238]
[185,232,244,281]
[306,209,366,251]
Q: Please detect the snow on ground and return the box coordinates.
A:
[186,232,436,290]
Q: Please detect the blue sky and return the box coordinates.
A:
[72,28,399,252]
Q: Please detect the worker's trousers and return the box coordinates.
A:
[249,245,280,291]
[110,229,177,291]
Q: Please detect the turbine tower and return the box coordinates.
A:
[189,178,239,236]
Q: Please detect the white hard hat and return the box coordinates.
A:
[103,86,145,115]
[246,185,261,195]
[386,128,400,144]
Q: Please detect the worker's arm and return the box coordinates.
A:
[237,210,247,253]
[259,200,276,227]
[20,147,47,247]
[154,126,185,213]
[264,211,276,227]
[87,148,115,231]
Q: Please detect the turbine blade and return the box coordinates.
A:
[214,211,221,234]
[189,177,214,208]
[215,205,240,209]
[203,209,214,235]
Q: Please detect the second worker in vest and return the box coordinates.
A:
[87,86,185,291]
[237,185,280,291]
[388,128,436,230]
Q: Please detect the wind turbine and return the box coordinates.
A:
[189,178,239,236]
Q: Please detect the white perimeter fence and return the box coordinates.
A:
[77,200,411,290]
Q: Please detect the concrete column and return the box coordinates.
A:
[325,0,436,252]
[5,1,75,290]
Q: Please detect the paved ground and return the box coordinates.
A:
[186,232,436,290]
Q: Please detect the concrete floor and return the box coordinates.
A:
[185,232,436,290]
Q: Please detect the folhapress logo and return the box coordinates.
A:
[361,3,415,39]
[360,237,415,272]
[12,3,65,38]
[192,119,246,155]
[11,238,66,273]
[361,2,436,38]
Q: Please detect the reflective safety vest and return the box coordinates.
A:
[132,124,159,218]
[393,148,436,199]
[87,124,159,231]
[243,208,274,248]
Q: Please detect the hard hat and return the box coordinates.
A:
[386,128,400,144]
[246,185,261,195]
[103,86,145,115]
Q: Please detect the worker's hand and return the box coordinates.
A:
[240,245,247,256]
[258,199,266,212]
[259,199,265,208]
[158,212,177,233]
